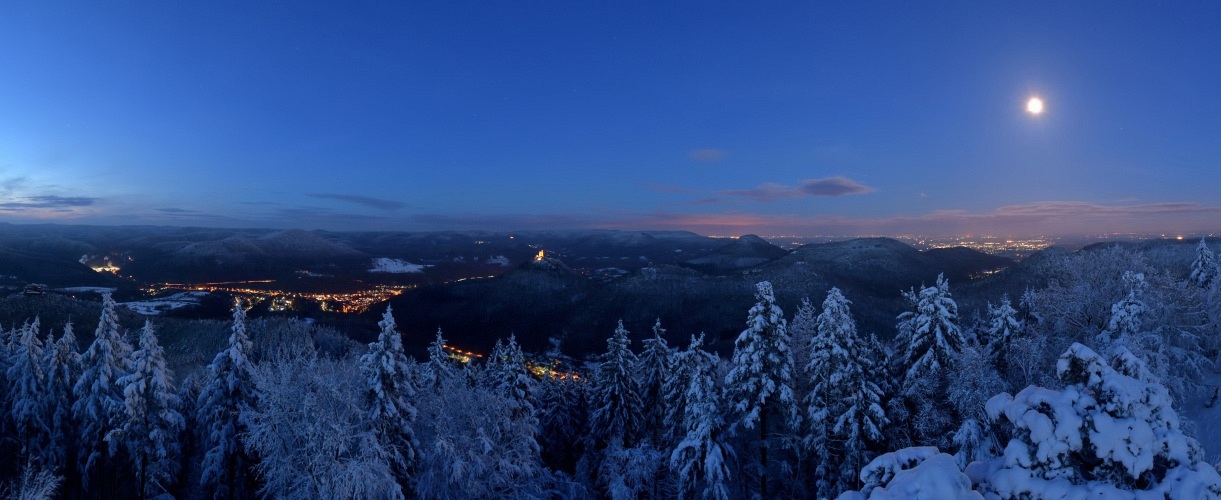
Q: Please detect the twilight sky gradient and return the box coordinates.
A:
[2,2,1220,236]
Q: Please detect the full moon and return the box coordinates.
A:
[1026,97,1044,115]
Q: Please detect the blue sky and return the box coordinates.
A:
[1,1,1219,236]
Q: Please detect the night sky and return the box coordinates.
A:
[2,2,1219,236]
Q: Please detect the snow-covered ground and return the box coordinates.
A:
[1183,371,1221,461]
[485,255,511,266]
[369,257,432,273]
[121,291,210,315]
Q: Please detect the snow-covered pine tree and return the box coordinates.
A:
[801,288,887,497]
[197,299,258,499]
[109,320,184,498]
[788,297,817,398]
[893,274,964,448]
[660,334,703,448]
[589,320,644,449]
[670,333,733,500]
[8,318,50,462]
[820,291,889,495]
[1097,271,1146,348]
[487,335,537,425]
[424,327,453,389]
[803,289,850,497]
[1189,237,1218,288]
[983,295,1022,370]
[946,344,1004,468]
[245,353,401,499]
[43,322,81,472]
[723,281,799,498]
[538,363,586,474]
[358,305,419,485]
[73,293,132,491]
[637,319,672,447]
[896,273,964,384]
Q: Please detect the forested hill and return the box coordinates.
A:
[386,237,1014,358]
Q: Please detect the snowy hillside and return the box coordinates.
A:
[369,258,432,273]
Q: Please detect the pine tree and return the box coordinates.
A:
[1189,237,1218,288]
[803,289,849,496]
[197,299,258,499]
[788,297,817,398]
[43,323,81,472]
[637,319,672,446]
[896,273,964,384]
[983,296,1023,369]
[424,327,453,388]
[670,333,733,500]
[8,318,50,462]
[589,320,644,449]
[487,335,536,425]
[661,334,703,448]
[73,293,132,491]
[538,365,586,474]
[804,288,887,497]
[831,347,887,493]
[358,305,419,487]
[723,281,799,498]
[1097,271,1146,348]
[109,321,184,499]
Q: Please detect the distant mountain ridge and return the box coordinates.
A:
[388,236,1015,358]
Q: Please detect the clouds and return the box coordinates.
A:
[720,177,876,202]
[0,195,97,211]
[656,176,877,204]
[307,193,406,211]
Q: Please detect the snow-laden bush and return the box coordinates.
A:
[983,342,1221,498]
[836,447,982,499]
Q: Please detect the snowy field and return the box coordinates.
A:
[55,286,117,293]
[485,255,511,266]
[369,258,432,273]
[121,291,210,315]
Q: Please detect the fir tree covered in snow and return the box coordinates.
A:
[245,353,402,499]
[72,293,132,490]
[982,295,1022,369]
[43,323,81,472]
[424,327,453,389]
[896,273,964,384]
[538,362,586,474]
[637,319,672,446]
[589,320,644,449]
[723,281,799,497]
[7,318,49,463]
[487,335,537,428]
[197,299,258,499]
[803,288,887,497]
[1189,237,1218,288]
[359,306,419,485]
[788,297,817,398]
[660,333,699,448]
[1097,271,1147,348]
[108,321,184,498]
[670,333,733,500]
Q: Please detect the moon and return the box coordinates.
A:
[1026,97,1044,115]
